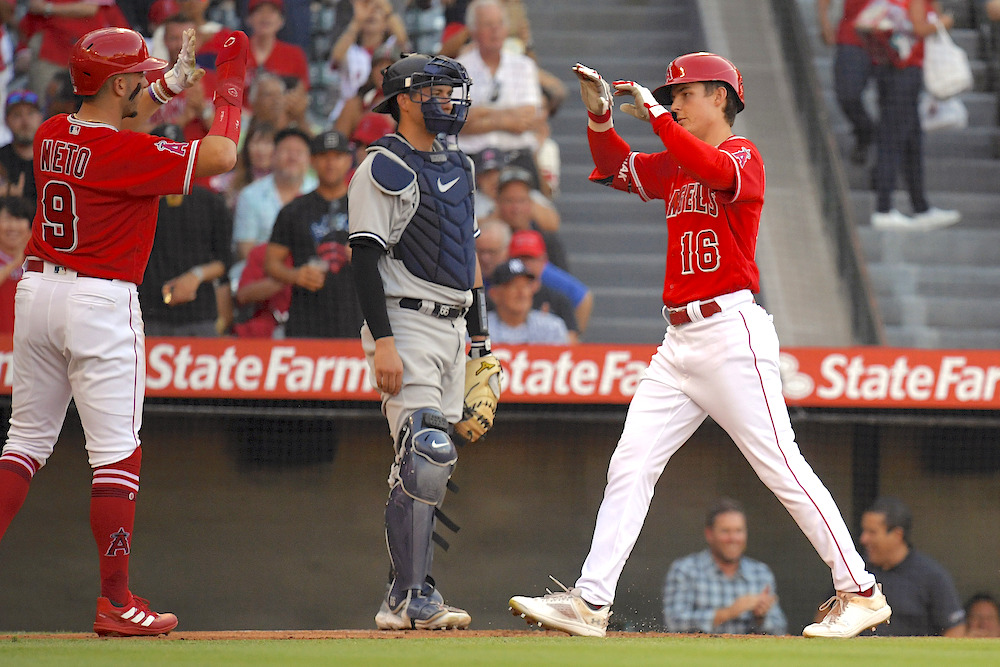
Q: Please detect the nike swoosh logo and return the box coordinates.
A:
[437,176,460,193]
[430,439,450,448]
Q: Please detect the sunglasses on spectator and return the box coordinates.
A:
[6,91,39,108]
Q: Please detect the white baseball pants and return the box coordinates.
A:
[576,290,875,604]
[4,264,144,469]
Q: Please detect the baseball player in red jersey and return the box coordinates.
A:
[0,26,247,636]
[509,53,891,638]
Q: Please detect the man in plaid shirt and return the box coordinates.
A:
[663,498,788,635]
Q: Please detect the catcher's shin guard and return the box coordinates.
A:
[385,409,457,603]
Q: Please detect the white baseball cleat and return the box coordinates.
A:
[509,577,611,637]
[802,585,891,638]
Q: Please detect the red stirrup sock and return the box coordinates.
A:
[0,452,41,539]
[91,447,142,606]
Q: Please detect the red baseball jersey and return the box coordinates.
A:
[589,122,764,308]
[27,114,200,284]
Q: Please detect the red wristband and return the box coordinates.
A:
[587,108,612,124]
[209,104,242,143]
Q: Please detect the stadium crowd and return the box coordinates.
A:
[0,0,581,343]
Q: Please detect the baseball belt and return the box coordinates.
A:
[399,298,467,320]
[25,259,112,281]
[666,299,723,326]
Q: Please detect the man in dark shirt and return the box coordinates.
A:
[0,91,41,206]
[139,125,234,336]
[857,497,966,636]
[265,129,362,338]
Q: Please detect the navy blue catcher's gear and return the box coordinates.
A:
[374,134,477,290]
[384,409,458,603]
[373,54,472,135]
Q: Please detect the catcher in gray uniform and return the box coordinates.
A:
[348,53,502,630]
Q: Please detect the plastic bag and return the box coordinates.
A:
[923,21,973,99]
[919,93,968,132]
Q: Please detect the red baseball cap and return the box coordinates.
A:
[249,0,284,13]
[351,112,394,146]
[148,0,180,26]
[508,230,546,259]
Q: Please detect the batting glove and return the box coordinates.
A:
[613,80,669,122]
[572,63,613,119]
[150,28,205,104]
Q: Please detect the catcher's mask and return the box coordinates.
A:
[373,54,472,136]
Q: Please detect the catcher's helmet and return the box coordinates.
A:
[70,28,167,96]
[373,53,472,135]
[652,52,745,113]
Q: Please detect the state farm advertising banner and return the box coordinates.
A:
[0,337,997,409]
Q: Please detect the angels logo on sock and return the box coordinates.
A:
[105,527,131,556]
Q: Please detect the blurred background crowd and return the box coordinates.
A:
[0,0,589,345]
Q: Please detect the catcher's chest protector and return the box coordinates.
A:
[376,135,476,290]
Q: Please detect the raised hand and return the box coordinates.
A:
[572,63,613,117]
[613,80,668,122]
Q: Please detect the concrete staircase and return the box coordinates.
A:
[804,0,1000,348]
[529,1,708,343]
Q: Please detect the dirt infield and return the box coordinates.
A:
[0,629,683,640]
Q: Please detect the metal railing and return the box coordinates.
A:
[770,0,885,345]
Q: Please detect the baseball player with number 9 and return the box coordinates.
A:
[509,53,891,638]
[0,27,246,636]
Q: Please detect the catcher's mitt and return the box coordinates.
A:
[456,354,502,442]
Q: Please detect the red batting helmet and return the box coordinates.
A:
[652,52,745,113]
[70,28,168,96]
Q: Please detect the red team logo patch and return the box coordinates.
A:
[105,527,131,557]
[728,146,751,168]
[154,139,188,157]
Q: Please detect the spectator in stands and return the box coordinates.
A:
[852,496,966,636]
[145,1,180,40]
[42,70,79,118]
[489,166,563,259]
[456,0,544,180]
[333,40,399,138]
[0,2,19,146]
[161,0,225,64]
[663,498,788,636]
[488,257,569,344]
[0,91,42,205]
[964,593,1000,638]
[265,130,363,339]
[817,0,876,165]
[329,0,407,123]
[216,119,276,209]
[19,0,130,96]
[233,241,291,338]
[508,228,592,337]
[139,125,233,337]
[347,109,395,162]
[231,126,316,280]
[403,0,446,54]
[440,0,529,57]
[244,70,289,131]
[244,0,310,95]
[471,146,507,218]
[477,218,578,342]
[282,74,321,135]
[866,0,961,231]
[985,0,1000,22]
[267,0,312,54]
[145,14,214,140]
[0,196,32,335]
